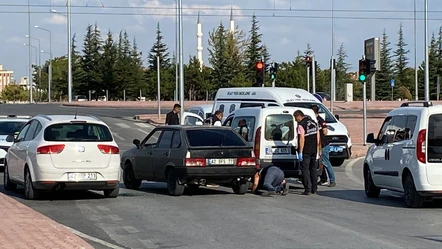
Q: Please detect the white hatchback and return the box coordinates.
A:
[3,114,121,199]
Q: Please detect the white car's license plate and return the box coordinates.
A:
[273,148,290,154]
[67,173,97,181]
[330,146,344,153]
[208,158,236,165]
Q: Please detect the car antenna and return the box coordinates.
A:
[74,108,78,120]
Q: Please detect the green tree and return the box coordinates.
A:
[335,43,352,100]
[148,22,170,70]
[114,30,137,99]
[225,27,248,87]
[71,33,86,98]
[184,56,212,100]
[208,23,230,89]
[393,23,411,99]
[377,29,394,100]
[261,44,271,79]
[82,23,103,99]
[304,43,314,58]
[0,85,29,102]
[100,30,118,99]
[244,14,263,83]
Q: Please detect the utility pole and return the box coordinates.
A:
[178,0,185,123]
[67,0,72,102]
[157,56,161,119]
[424,0,430,101]
[175,0,178,101]
[27,0,33,103]
[312,56,316,93]
[307,66,310,92]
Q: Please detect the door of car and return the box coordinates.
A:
[11,120,38,182]
[371,116,394,187]
[181,112,204,125]
[135,129,162,180]
[7,121,31,180]
[152,130,174,181]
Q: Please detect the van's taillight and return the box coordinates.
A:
[97,144,120,154]
[254,126,261,169]
[185,158,206,167]
[417,129,426,163]
[237,158,256,166]
[37,144,65,154]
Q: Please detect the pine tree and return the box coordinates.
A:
[261,44,271,74]
[335,43,351,100]
[101,30,117,99]
[377,29,394,100]
[71,33,85,97]
[428,34,439,99]
[226,27,248,87]
[82,23,103,99]
[114,30,135,99]
[393,23,411,99]
[208,23,230,88]
[244,14,263,83]
[304,43,314,57]
[436,26,442,79]
[148,22,170,71]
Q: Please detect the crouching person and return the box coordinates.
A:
[252,166,288,196]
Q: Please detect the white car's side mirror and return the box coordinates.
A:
[195,121,203,126]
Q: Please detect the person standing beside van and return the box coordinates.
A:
[311,105,336,187]
[294,110,320,195]
[204,110,223,126]
[165,104,181,125]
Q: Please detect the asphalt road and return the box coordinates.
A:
[1,104,442,249]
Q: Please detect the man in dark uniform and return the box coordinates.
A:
[294,110,320,195]
[251,166,288,196]
[165,104,180,125]
[311,105,336,187]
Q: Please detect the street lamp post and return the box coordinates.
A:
[424,0,429,101]
[24,43,38,93]
[27,0,33,103]
[35,25,52,102]
[26,35,41,100]
[67,0,72,102]
[330,0,335,113]
[414,0,418,100]
[178,0,184,122]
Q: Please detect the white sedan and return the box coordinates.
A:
[3,114,121,199]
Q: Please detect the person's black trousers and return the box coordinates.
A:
[300,152,318,193]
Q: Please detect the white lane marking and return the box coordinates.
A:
[113,133,126,141]
[108,215,123,221]
[64,225,125,249]
[134,123,150,128]
[114,123,131,129]
[122,226,139,234]
[345,157,364,185]
[137,128,151,135]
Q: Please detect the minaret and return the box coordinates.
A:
[196,11,203,71]
[229,7,235,33]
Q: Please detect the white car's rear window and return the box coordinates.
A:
[44,123,113,142]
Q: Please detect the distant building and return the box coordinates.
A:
[0,64,14,93]
[17,76,30,90]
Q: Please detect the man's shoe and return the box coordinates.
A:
[261,191,277,197]
[311,191,317,195]
[319,181,329,186]
[301,191,311,195]
[328,182,336,187]
[281,184,289,196]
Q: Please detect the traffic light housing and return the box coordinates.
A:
[270,62,278,80]
[255,61,265,86]
[305,56,312,67]
[358,59,367,82]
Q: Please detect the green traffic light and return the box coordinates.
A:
[359,74,366,81]
[271,74,275,80]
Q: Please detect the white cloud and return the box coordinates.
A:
[6,36,26,44]
[279,37,291,45]
[130,0,243,23]
[44,14,67,25]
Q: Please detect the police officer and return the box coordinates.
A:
[203,110,223,126]
[294,110,320,195]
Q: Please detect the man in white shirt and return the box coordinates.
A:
[205,110,223,126]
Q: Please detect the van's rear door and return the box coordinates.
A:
[260,111,298,161]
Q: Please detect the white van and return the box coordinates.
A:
[212,87,351,166]
[222,107,318,178]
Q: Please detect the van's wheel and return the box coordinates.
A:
[232,181,247,195]
[167,169,185,196]
[3,162,17,191]
[104,184,119,198]
[364,166,380,198]
[24,167,40,200]
[403,173,425,208]
[330,158,345,167]
[123,164,142,190]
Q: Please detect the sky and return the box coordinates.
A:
[1,0,442,81]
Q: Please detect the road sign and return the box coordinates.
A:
[390,79,395,87]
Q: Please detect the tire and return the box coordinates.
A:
[364,166,380,198]
[3,162,17,191]
[103,184,120,198]
[232,182,248,195]
[123,164,142,190]
[167,169,185,196]
[403,173,425,208]
[24,167,40,200]
[330,158,345,167]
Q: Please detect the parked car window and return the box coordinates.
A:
[268,103,279,107]
[157,130,174,149]
[405,115,418,139]
[377,116,392,143]
[390,115,407,142]
[142,130,162,147]
[264,114,294,141]
[198,111,204,119]
[189,109,199,116]
[0,121,27,135]
[283,102,336,123]
[232,116,255,142]
[240,103,264,108]
[223,117,233,127]
[428,114,442,162]
[44,123,113,142]
[32,121,42,139]
[186,129,246,147]
[16,123,31,142]
[185,116,201,125]
[171,131,181,148]
[24,120,39,141]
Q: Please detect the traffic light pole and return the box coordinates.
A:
[312,56,316,93]
[306,67,310,92]
[363,80,367,146]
